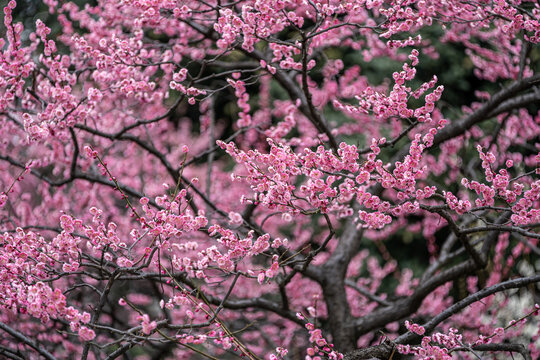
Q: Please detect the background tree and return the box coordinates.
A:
[0,0,539,359]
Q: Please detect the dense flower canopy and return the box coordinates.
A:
[0,0,539,359]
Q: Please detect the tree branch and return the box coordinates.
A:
[0,322,57,360]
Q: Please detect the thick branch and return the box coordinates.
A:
[396,273,540,344]
[353,259,477,335]
[434,73,540,146]
[345,274,540,359]
[0,322,57,360]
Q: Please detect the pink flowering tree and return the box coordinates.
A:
[1,0,539,359]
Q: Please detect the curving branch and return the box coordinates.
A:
[345,274,540,359]
[0,322,57,360]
